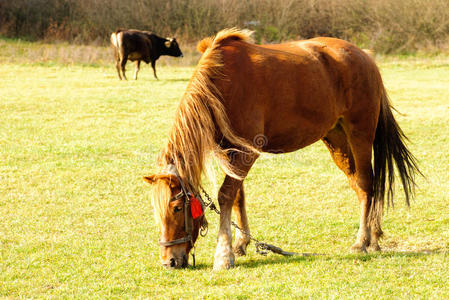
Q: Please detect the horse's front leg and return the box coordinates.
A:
[214,175,242,270]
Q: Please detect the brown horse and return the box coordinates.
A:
[143,28,419,270]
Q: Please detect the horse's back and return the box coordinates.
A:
[214,36,382,152]
[307,37,383,132]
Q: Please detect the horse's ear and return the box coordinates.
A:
[143,175,157,185]
[161,174,180,188]
[143,174,180,188]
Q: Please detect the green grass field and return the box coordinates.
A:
[1,45,449,298]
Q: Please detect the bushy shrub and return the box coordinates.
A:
[0,0,448,53]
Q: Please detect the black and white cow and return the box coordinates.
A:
[110,29,183,80]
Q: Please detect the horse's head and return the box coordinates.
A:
[144,172,206,269]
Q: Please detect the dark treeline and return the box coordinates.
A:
[0,0,448,53]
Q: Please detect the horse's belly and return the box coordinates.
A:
[263,131,324,153]
[262,114,338,153]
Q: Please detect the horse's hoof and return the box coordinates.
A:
[233,244,247,257]
[351,243,367,253]
[213,257,235,270]
[214,244,235,270]
[368,243,382,252]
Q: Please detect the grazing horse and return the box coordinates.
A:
[143,28,420,270]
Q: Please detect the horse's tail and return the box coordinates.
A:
[370,85,421,229]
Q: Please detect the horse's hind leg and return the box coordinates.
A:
[323,122,375,252]
[347,119,383,252]
[232,184,250,257]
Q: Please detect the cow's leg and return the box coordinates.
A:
[133,60,141,80]
[232,184,251,257]
[151,60,158,80]
[120,55,128,80]
[214,151,257,270]
[115,53,122,80]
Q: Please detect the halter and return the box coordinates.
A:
[158,164,205,248]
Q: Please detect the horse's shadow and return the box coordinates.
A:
[185,254,313,271]
[187,248,446,271]
[238,248,446,269]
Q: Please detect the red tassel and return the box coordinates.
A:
[190,195,203,219]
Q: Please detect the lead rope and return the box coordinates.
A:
[200,187,306,257]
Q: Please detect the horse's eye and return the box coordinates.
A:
[174,206,183,213]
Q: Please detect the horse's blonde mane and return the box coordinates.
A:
[197,28,254,53]
[153,29,258,220]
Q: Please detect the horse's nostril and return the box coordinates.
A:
[170,258,176,268]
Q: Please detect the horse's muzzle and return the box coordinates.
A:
[162,255,188,269]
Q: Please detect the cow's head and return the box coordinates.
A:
[164,38,183,57]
